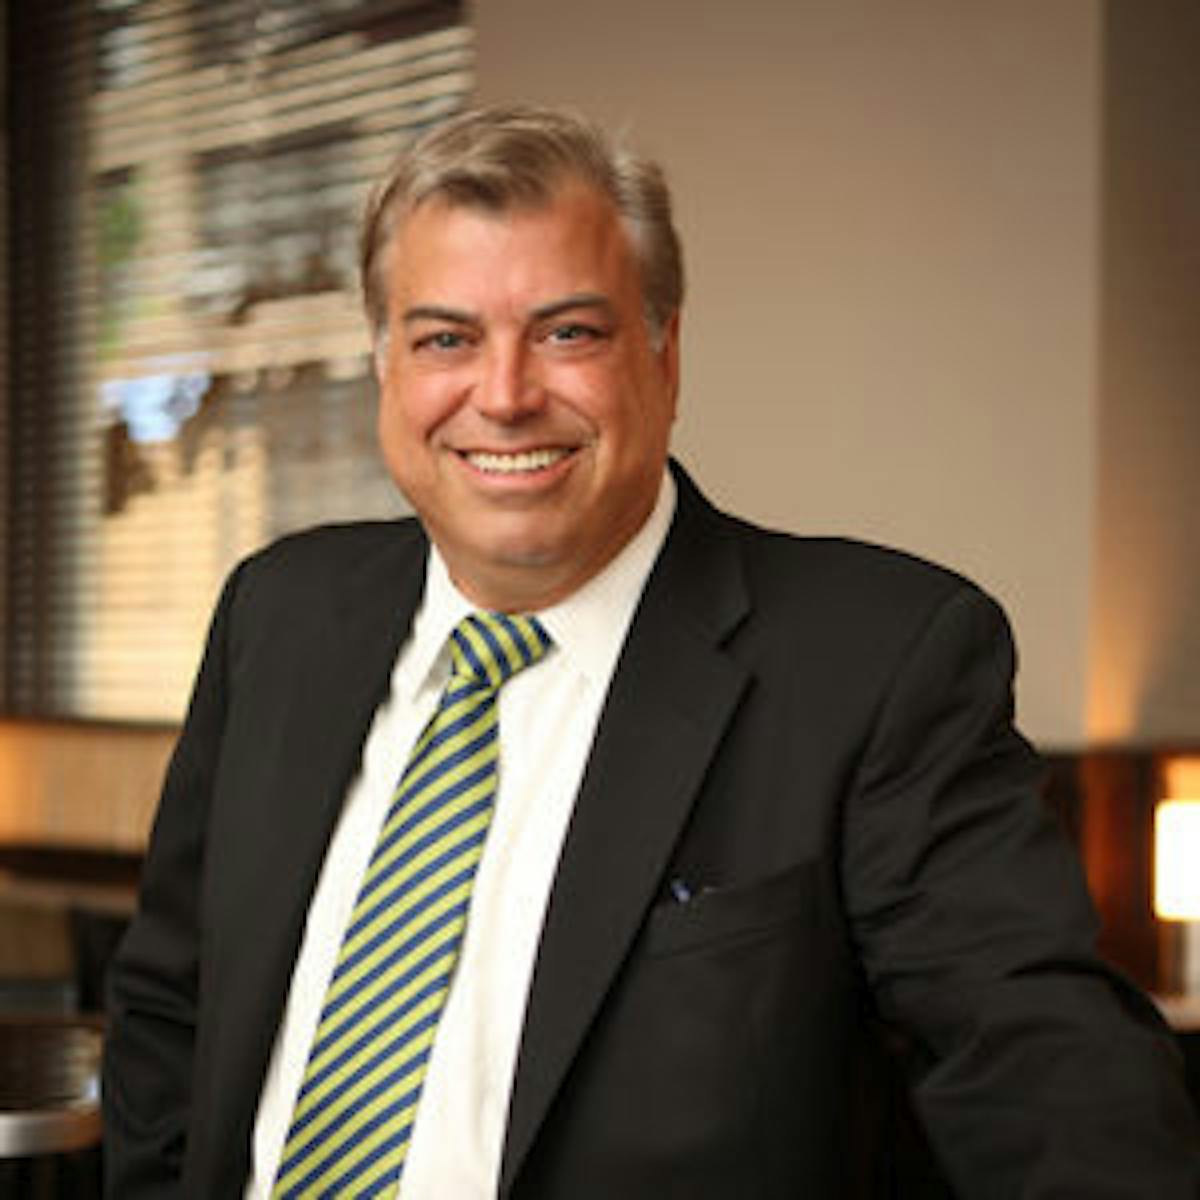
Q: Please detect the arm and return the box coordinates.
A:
[102,565,242,1197]
[843,584,1200,1196]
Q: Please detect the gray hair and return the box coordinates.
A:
[360,105,684,347]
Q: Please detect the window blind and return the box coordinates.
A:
[5,0,472,720]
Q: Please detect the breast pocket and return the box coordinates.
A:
[556,860,829,1188]
[641,861,817,959]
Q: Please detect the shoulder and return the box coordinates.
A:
[668,489,1014,711]
[225,516,426,622]
[735,518,978,612]
[669,463,1009,657]
[243,516,424,578]
[735,518,1008,663]
[689,516,1022,770]
[672,460,978,616]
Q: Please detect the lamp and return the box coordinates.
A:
[1154,797,1200,999]
[1154,799,1200,921]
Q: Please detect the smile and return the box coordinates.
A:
[462,448,574,474]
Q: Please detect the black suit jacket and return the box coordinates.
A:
[104,464,1200,1197]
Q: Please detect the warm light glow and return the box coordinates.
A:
[1154,799,1200,920]
[1164,756,1200,802]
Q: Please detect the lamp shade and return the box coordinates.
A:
[1154,799,1200,921]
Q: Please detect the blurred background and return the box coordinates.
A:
[0,0,1197,1190]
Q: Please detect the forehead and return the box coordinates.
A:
[386,182,639,303]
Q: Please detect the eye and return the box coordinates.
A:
[413,329,470,352]
[543,322,608,349]
[549,324,595,343]
[548,323,591,342]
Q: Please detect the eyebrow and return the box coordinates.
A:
[401,293,616,328]
[530,293,616,322]
[402,305,479,327]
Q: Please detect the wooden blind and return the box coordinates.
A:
[5,0,472,720]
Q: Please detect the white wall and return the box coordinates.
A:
[475,1,1102,743]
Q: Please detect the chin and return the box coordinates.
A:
[469,515,571,564]
[486,541,561,570]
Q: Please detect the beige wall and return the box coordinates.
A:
[1087,1,1200,743]
[475,0,1102,743]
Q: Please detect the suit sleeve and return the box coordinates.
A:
[101,563,242,1198]
[842,584,1200,1197]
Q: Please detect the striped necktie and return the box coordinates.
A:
[272,611,552,1199]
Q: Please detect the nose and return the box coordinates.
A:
[473,339,545,421]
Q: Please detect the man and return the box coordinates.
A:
[103,105,1200,1197]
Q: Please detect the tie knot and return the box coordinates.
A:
[448,611,552,690]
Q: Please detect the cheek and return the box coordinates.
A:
[376,393,406,464]
[378,379,446,449]
[376,392,429,496]
[609,375,675,457]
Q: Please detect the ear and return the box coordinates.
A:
[658,311,682,418]
[372,333,391,387]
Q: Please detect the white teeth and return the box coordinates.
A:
[465,448,570,474]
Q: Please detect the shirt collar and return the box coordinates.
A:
[538,471,676,686]
[396,470,677,700]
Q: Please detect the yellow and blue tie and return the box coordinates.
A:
[272,611,552,1198]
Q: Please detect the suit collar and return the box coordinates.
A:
[500,461,752,1194]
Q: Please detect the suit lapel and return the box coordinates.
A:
[216,523,429,1160]
[276,524,428,844]
[500,469,752,1194]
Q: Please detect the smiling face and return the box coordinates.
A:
[375,179,680,612]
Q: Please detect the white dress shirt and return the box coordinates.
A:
[245,472,675,1198]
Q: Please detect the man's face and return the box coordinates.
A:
[375,179,679,611]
